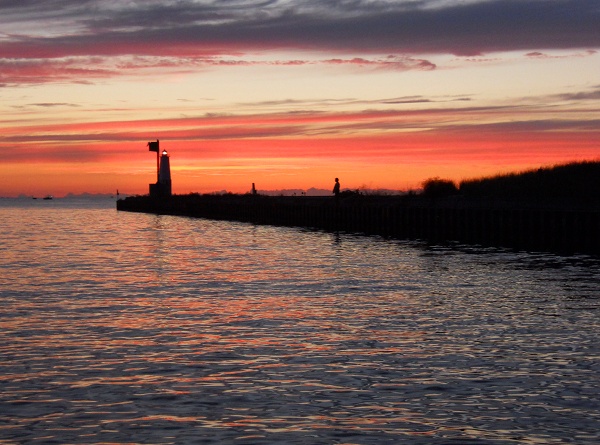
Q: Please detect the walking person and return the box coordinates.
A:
[333,178,340,202]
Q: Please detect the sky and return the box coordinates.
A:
[1,0,598,197]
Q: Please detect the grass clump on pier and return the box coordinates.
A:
[420,160,600,202]
[458,160,600,200]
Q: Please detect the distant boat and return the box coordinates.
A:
[43,195,53,200]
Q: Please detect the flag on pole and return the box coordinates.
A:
[148,140,159,152]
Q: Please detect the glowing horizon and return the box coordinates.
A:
[1,1,598,197]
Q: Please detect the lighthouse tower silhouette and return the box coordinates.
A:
[148,140,172,198]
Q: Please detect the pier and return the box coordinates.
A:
[117,193,599,255]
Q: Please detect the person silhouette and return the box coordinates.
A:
[333,178,340,200]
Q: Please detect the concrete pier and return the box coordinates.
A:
[117,194,600,255]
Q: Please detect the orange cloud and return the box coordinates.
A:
[1,103,598,196]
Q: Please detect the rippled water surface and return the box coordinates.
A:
[1,198,599,444]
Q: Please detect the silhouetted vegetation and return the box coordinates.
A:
[340,189,362,198]
[422,178,459,198]
[458,160,600,200]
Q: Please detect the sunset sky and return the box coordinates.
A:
[1,0,599,197]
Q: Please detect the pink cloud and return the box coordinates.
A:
[0,58,117,85]
[0,53,438,86]
[525,49,598,59]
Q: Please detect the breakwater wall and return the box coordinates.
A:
[117,194,600,255]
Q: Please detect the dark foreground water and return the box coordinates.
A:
[0,198,599,444]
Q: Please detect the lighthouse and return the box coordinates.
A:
[148,140,172,198]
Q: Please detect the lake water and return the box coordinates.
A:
[1,197,599,444]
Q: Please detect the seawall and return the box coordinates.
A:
[117,194,600,255]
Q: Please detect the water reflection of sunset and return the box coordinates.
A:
[2,202,599,443]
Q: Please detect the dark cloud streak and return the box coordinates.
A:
[0,0,597,60]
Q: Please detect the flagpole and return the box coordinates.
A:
[148,139,160,184]
[156,140,160,183]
